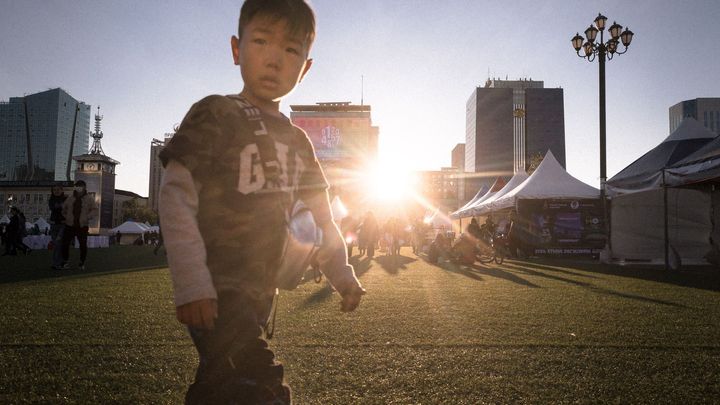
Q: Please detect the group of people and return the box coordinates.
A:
[1,181,98,270]
[341,212,412,258]
[1,207,32,256]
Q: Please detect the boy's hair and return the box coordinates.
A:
[238,0,316,47]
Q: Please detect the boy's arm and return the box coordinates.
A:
[159,159,218,318]
[304,190,365,312]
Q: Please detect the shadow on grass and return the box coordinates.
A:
[300,256,374,308]
[0,246,167,284]
[373,254,416,275]
[521,257,720,292]
[503,261,687,308]
[432,257,540,288]
[469,263,541,288]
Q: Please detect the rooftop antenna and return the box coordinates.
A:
[89,105,105,155]
[361,75,364,106]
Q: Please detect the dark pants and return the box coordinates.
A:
[50,224,65,267]
[185,290,290,405]
[62,226,88,265]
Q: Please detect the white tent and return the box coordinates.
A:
[33,218,51,232]
[0,215,9,224]
[110,221,150,245]
[471,171,529,215]
[452,177,507,218]
[451,184,489,218]
[490,151,599,211]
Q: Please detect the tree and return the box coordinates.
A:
[121,198,158,224]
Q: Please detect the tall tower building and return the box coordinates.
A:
[148,133,174,212]
[73,107,119,234]
[0,88,90,181]
[669,98,720,135]
[465,78,565,184]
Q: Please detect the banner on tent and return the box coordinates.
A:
[516,199,605,255]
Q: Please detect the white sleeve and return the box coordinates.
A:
[159,159,217,307]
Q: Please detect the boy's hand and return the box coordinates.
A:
[340,283,366,312]
[176,299,218,329]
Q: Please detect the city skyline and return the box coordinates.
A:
[1,0,719,197]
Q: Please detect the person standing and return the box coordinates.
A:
[9,207,31,255]
[48,185,67,270]
[158,1,364,402]
[61,180,97,270]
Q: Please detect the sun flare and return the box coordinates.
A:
[362,158,417,203]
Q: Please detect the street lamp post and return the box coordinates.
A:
[571,14,634,256]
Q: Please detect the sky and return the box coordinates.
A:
[1,0,719,197]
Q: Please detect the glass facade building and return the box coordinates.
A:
[0,88,90,182]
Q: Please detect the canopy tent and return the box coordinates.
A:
[111,221,150,234]
[490,151,599,211]
[110,221,150,245]
[664,134,720,186]
[33,218,50,232]
[471,171,529,216]
[453,184,490,216]
[607,119,719,267]
[607,118,716,194]
[611,188,714,266]
[451,177,506,218]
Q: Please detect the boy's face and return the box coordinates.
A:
[231,16,313,107]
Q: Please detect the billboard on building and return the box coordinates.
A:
[294,116,372,161]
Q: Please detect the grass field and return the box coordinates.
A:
[1,246,719,404]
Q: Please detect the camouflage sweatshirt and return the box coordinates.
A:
[159,95,359,306]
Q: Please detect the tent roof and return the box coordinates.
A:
[451,177,506,218]
[34,218,50,230]
[608,118,716,192]
[673,134,720,167]
[471,171,529,215]
[456,184,490,212]
[111,221,150,234]
[664,134,720,186]
[491,151,599,210]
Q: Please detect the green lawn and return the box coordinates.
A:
[1,246,719,404]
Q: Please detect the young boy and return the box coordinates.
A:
[158,1,364,403]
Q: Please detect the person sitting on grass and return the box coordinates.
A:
[158,1,365,403]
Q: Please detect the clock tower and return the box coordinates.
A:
[73,107,119,234]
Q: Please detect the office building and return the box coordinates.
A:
[148,133,174,212]
[0,88,90,182]
[669,98,720,135]
[451,143,465,170]
[416,167,460,212]
[465,78,565,185]
[290,102,379,209]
